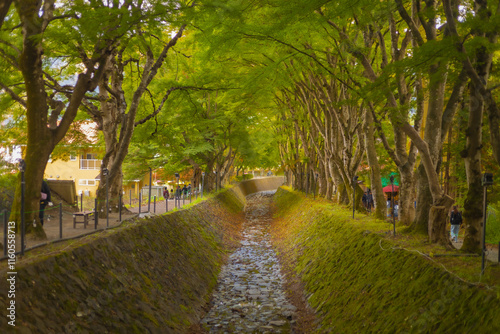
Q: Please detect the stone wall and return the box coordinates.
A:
[237,176,284,196]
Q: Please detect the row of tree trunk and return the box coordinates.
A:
[275,1,500,253]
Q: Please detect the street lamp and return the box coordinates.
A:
[148,167,152,212]
[390,175,396,236]
[175,173,180,208]
[201,172,205,198]
[352,175,358,219]
[102,166,109,227]
[481,172,493,275]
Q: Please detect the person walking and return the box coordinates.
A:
[367,189,374,213]
[362,191,368,210]
[40,180,52,226]
[163,187,169,200]
[450,206,463,243]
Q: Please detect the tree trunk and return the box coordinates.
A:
[191,167,202,192]
[428,198,454,247]
[10,144,51,239]
[398,163,416,225]
[462,85,484,254]
[93,26,186,213]
[413,60,448,232]
[319,159,329,198]
[363,110,386,220]
[10,0,109,237]
[444,126,452,194]
[413,164,432,233]
[401,122,455,245]
[203,158,216,193]
[95,60,124,215]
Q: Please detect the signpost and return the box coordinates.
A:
[390,175,395,236]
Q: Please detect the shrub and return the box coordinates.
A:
[235,174,253,182]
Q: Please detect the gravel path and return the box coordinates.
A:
[452,239,499,262]
[201,191,296,333]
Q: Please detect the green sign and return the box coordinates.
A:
[381,172,399,187]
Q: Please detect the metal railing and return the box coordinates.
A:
[0,189,200,259]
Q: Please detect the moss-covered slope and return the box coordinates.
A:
[272,187,500,333]
[0,187,245,333]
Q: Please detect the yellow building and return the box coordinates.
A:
[43,122,104,198]
[44,151,102,197]
[123,176,146,199]
[43,122,172,201]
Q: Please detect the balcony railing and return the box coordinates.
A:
[80,159,101,170]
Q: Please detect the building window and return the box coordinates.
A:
[81,153,97,160]
[79,179,97,186]
[79,153,100,169]
[70,154,77,161]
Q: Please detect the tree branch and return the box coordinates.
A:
[0,0,13,29]
[401,122,442,203]
[0,81,27,108]
[368,102,401,166]
[134,86,216,126]
[394,0,424,46]
[442,0,500,164]
[440,69,468,143]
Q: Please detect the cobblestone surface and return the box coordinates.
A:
[201,191,296,333]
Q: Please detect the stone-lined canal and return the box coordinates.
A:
[201,191,296,333]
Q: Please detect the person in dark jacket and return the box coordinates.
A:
[366,189,374,212]
[40,180,51,226]
[450,206,463,243]
[362,191,368,209]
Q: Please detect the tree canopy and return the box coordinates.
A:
[1,0,499,250]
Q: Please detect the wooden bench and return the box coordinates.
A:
[73,211,95,228]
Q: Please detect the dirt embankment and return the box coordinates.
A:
[272,187,500,333]
[0,188,248,333]
[0,177,284,333]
